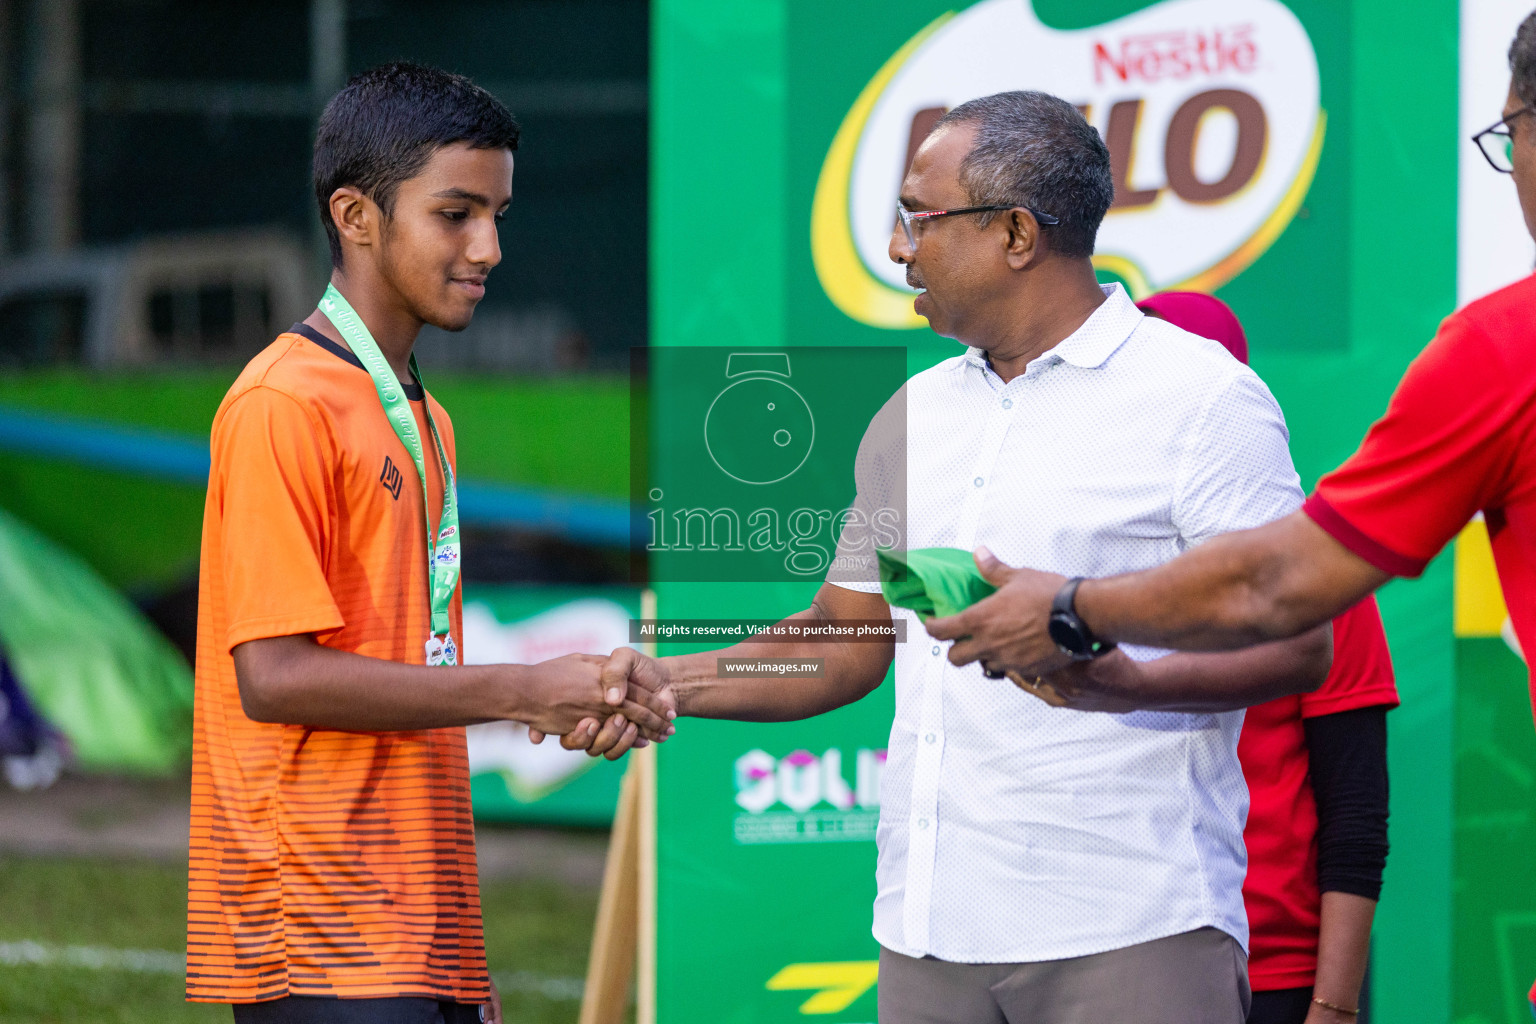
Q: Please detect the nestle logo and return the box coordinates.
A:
[379,456,403,500]
[1092,25,1257,85]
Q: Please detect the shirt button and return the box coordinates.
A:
[917,818,930,830]
[1001,398,1013,410]
[925,732,936,744]
[931,645,940,656]
[973,476,984,488]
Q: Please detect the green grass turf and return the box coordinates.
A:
[0,854,604,1024]
[0,370,631,590]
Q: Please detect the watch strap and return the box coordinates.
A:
[1050,576,1114,659]
[1052,576,1085,618]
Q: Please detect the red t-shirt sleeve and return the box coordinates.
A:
[215,386,345,651]
[1299,596,1399,718]
[1305,314,1520,577]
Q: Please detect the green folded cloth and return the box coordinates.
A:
[877,547,997,621]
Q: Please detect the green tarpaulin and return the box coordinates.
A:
[0,506,192,774]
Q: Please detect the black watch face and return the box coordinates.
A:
[1047,612,1089,657]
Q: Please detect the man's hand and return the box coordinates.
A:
[565,648,679,759]
[1004,657,1145,714]
[519,653,675,750]
[538,582,894,749]
[1004,623,1332,714]
[1002,651,1222,714]
[924,547,1070,678]
[528,649,679,760]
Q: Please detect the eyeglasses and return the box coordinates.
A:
[1472,105,1533,173]
[896,202,1060,250]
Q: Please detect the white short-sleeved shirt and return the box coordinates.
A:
[831,283,1303,964]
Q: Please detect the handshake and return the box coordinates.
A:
[519,647,675,761]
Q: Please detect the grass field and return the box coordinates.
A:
[0,854,604,1024]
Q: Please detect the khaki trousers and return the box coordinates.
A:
[877,926,1251,1024]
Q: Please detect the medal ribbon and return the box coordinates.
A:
[319,285,461,663]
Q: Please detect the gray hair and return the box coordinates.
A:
[1512,9,1536,106]
[932,91,1113,259]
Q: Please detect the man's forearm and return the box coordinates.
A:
[1078,512,1388,652]
[1036,621,1331,713]
[670,604,893,722]
[1103,623,1331,711]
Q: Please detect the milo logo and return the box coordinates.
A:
[811,0,1324,327]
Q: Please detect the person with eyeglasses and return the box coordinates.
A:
[583,90,1331,1024]
[921,13,1536,1017]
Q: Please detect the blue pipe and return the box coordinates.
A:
[0,405,635,546]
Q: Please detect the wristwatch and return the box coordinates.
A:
[1047,577,1116,661]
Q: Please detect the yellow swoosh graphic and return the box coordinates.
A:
[810,12,955,330]
[766,960,880,1014]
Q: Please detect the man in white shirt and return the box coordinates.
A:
[580,91,1332,1023]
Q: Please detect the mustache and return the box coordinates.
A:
[906,273,924,290]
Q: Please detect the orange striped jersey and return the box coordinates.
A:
[186,324,488,1004]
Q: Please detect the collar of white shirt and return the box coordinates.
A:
[959,282,1140,374]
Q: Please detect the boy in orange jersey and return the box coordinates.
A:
[186,63,673,1024]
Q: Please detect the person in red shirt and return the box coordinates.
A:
[1138,291,1401,1024]
[918,15,1536,1013]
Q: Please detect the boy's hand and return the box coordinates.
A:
[532,648,679,759]
[516,653,674,745]
[580,648,679,759]
[483,978,503,1024]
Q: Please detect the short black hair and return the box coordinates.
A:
[1512,9,1536,106]
[314,62,520,268]
[933,91,1113,260]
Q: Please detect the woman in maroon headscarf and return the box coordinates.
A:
[1137,292,1399,1024]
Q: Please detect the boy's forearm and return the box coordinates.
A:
[234,635,519,730]
[237,636,674,739]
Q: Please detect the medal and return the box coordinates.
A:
[320,285,462,667]
[425,635,447,666]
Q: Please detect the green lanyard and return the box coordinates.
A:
[319,284,462,666]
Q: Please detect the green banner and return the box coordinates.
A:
[1452,523,1536,1023]
[462,585,640,826]
[651,0,1467,1020]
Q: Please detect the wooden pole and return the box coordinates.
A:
[635,739,657,1024]
[578,768,640,1024]
[635,587,658,1024]
[578,587,660,1024]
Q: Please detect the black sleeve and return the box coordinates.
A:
[1303,704,1391,900]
